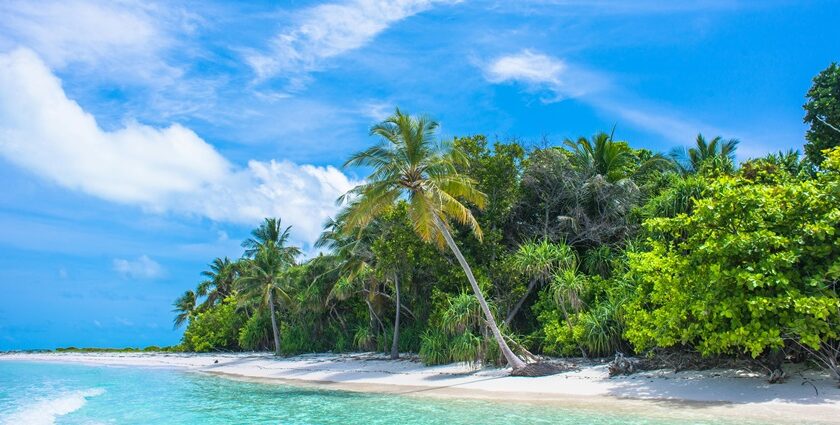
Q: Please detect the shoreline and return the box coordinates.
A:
[3,352,839,423]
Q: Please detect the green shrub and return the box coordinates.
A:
[238,310,272,351]
[181,296,244,352]
[625,153,840,357]
[419,329,449,365]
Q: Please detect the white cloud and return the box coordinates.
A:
[113,255,164,279]
[0,0,175,73]
[0,48,360,245]
[484,50,606,101]
[0,49,231,204]
[247,0,455,83]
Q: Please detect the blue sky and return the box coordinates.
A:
[0,0,838,350]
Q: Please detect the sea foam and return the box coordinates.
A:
[1,388,105,425]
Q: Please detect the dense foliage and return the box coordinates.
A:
[804,62,840,166]
[170,65,840,380]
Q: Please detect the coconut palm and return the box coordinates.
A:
[242,218,300,259]
[564,131,672,182]
[317,216,386,344]
[671,133,739,174]
[237,242,295,356]
[341,109,527,370]
[506,240,576,326]
[237,219,301,356]
[172,289,196,329]
[196,257,238,310]
[318,214,406,359]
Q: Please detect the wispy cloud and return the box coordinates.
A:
[0,0,187,79]
[484,49,607,101]
[0,48,359,245]
[246,0,456,86]
[113,255,163,279]
[590,98,723,145]
[506,0,744,16]
[483,49,744,150]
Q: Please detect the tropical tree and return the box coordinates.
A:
[563,132,671,182]
[506,240,575,326]
[196,257,238,310]
[550,267,590,357]
[237,242,296,355]
[671,133,739,175]
[514,147,641,247]
[340,109,527,370]
[242,218,299,259]
[237,219,301,355]
[172,289,197,329]
[317,215,389,350]
[803,62,840,166]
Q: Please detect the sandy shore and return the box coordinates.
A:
[2,351,839,423]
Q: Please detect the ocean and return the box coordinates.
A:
[0,361,741,424]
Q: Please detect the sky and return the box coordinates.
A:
[0,0,838,350]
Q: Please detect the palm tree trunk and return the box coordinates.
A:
[268,290,281,356]
[433,216,526,370]
[390,273,400,360]
[504,278,538,327]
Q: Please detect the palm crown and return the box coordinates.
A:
[340,109,487,246]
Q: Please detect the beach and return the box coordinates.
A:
[2,352,838,424]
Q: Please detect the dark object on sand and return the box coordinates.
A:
[510,362,568,377]
[608,352,639,376]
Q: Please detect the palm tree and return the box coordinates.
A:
[506,240,576,326]
[172,289,196,329]
[564,131,672,182]
[237,218,301,356]
[317,216,383,339]
[242,218,299,259]
[671,133,739,174]
[341,109,527,370]
[317,215,405,359]
[196,257,238,310]
[237,242,295,356]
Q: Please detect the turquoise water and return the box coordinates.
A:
[0,361,742,425]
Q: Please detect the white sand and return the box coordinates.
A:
[2,352,839,423]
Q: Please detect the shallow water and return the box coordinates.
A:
[0,361,753,425]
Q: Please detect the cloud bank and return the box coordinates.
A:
[0,48,359,244]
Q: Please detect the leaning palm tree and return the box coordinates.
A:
[671,133,739,174]
[196,257,238,310]
[237,242,295,356]
[340,109,527,370]
[172,289,197,329]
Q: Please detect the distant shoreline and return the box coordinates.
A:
[2,351,839,424]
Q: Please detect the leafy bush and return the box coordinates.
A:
[181,296,244,352]
[625,152,840,357]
